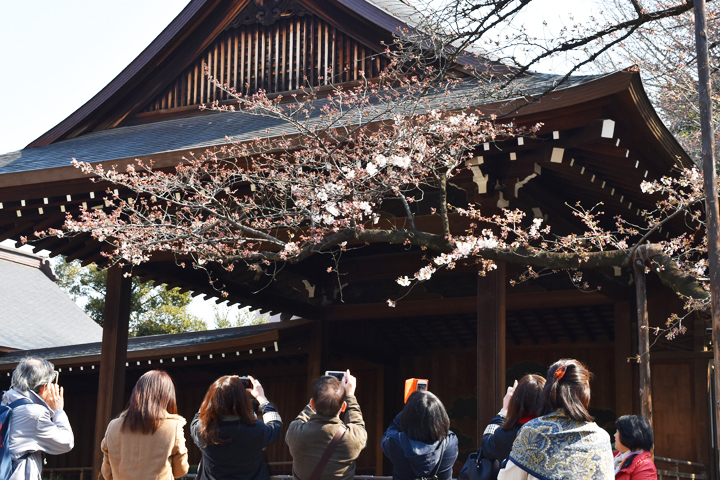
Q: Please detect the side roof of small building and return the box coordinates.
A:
[0,246,103,350]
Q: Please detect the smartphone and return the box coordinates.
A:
[325,370,345,380]
[404,378,429,403]
[55,371,60,385]
[237,376,252,389]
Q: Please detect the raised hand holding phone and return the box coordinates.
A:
[247,375,268,404]
[500,379,518,416]
[342,369,357,396]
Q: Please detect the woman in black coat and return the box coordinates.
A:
[382,390,459,480]
[191,375,282,480]
[476,374,545,480]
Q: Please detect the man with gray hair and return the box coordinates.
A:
[2,357,73,480]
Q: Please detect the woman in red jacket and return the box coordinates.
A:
[614,415,657,480]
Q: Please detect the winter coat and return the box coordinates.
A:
[477,415,521,480]
[381,413,459,480]
[286,395,367,480]
[1,388,74,480]
[615,451,657,480]
[100,412,189,480]
[190,403,283,480]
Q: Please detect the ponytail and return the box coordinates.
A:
[542,359,593,422]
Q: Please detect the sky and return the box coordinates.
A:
[0,1,189,154]
[0,0,601,323]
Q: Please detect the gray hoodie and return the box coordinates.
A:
[1,388,74,480]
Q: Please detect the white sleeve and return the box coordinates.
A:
[32,408,74,454]
[497,460,534,480]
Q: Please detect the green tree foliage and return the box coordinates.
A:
[54,258,207,336]
[213,304,270,329]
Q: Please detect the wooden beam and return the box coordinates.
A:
[65,240,102,263]
[477,261,506,435]
[0,222,32,242]
[324,290,613,321]
[614,302,633,416]
[92,265,131,480]
[47,234,92,258]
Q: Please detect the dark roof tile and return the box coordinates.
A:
[0,73,606,176]
[0,248,103,350]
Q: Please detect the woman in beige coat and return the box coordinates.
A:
[101,370,189,480]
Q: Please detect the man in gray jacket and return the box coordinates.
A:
[286,370,367,480]
[2,357,74,480]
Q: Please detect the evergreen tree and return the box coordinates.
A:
[54,258,207,336]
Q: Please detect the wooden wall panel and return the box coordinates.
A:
[139,15,389,114]
[651,362,702,462]
[506,342,617,415]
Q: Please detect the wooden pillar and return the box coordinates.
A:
[307,319,323,399]
[477,261,506,440]
[92,266,132,480]
[375,366,385,476]
[614,302,633,416]
[632,258,653,426]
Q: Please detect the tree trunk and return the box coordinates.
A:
[694,0,720,453]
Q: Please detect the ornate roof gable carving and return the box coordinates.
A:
[227,0,311,27]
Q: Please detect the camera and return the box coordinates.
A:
[237,376,252,389]
[404,378,429,403]
[325,370,346,380]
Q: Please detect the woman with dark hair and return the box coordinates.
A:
[101,370,189,480]
[614,415,656,480]
[466,375,545,480]
[191,375,282,480]
[498,359,614,480]
[382,390,459,480]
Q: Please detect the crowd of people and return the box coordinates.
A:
[0,356,656,480]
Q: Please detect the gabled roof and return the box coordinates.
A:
[0,246,102,350]
[24,0,431,150]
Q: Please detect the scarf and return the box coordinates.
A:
[508,410,614,480]
[614,450,644,474]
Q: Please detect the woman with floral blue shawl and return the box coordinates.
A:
[497,359,614,480]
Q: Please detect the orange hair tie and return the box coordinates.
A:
[553,365,567,380]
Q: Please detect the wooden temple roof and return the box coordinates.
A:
[0,0,694,319]
[0,72,602,176]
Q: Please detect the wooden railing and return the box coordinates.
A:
[44,460,708,480]
[41,465,390,480]
[655,456,708,480]
[42,467,92,480]
[183,476,391,480]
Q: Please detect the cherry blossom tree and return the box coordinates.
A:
[596,0,720,162]
[30,1,716,342]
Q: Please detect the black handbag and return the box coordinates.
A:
[458,448,499,480]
